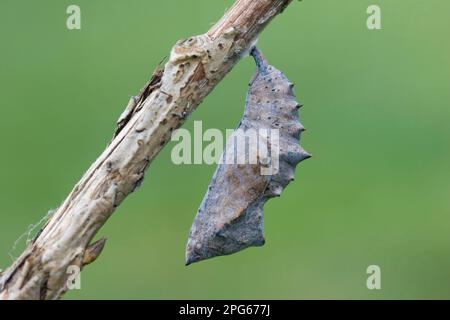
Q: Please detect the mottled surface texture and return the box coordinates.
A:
[186,48,310,265]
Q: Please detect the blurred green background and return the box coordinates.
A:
[1,0,450,299]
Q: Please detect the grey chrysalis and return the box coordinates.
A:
[185,47,310,265]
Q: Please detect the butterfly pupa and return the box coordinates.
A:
[185,47,310,265]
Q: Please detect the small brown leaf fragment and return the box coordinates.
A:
[82,237,107,266]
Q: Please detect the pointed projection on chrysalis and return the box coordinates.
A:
[185,47,310,265]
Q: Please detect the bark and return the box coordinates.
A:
[0,0,293,300]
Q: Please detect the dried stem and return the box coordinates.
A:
[0,0,293,300]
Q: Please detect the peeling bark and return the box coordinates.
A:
[0,0,294,300]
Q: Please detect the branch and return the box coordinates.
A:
[0,0,293,300]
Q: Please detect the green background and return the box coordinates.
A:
[1,0,449,299]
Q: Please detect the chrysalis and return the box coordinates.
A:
[185,47,310,265]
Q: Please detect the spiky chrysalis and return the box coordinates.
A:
[185,48,310,265]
